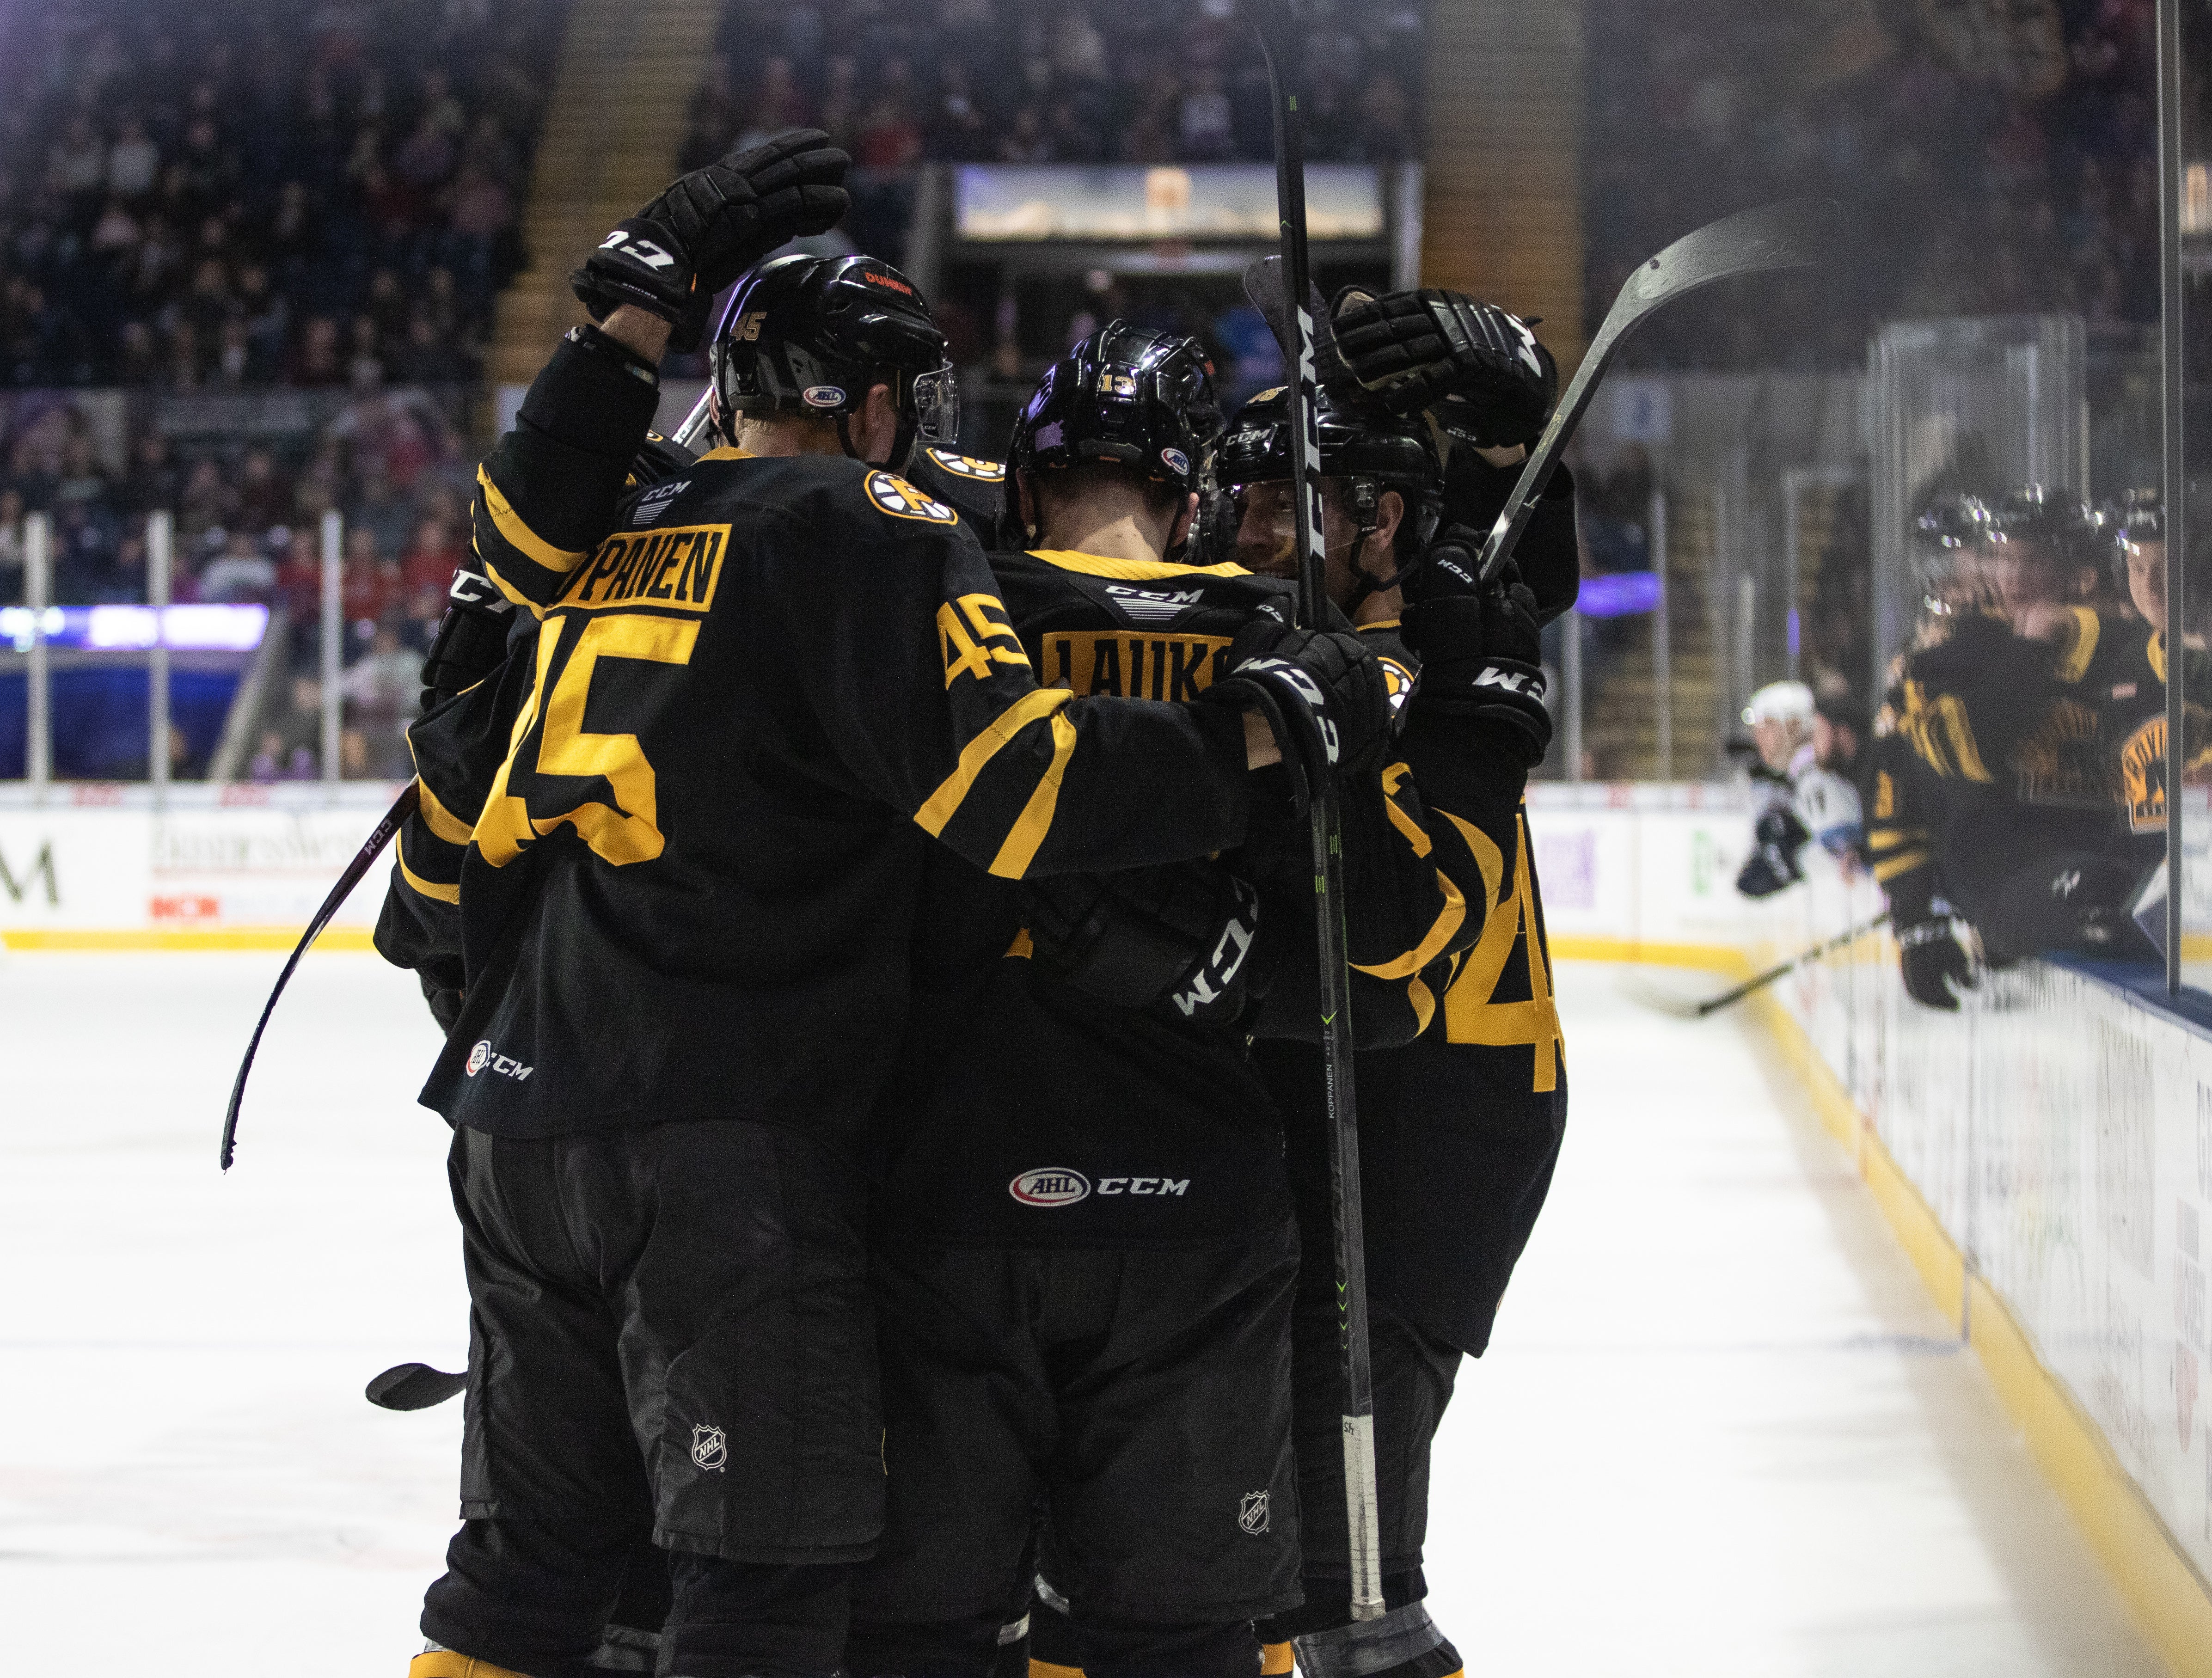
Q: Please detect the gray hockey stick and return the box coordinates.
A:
[1253,0,1386,1623]
[1474,198,1841,585]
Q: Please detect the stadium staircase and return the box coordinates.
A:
[488,0,724,392]
[1581,490,1725,781]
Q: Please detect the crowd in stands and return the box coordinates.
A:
[681,0,1425,175]
[1588,0,2173,369]
[0,0,564,390]
[0,388,478,778]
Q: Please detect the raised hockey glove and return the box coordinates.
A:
[1201,619,1396,813]
[1735,807,1810,899]
[572,129,850,352]
[418,563,514,715]
[1399,559,1554,768]
[1021,862,1262,1024]
[1331,287,1557,447]
[1897,917,1976,1011]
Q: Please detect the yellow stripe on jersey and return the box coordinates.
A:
[914,687,1077,841]
[1026,549,1250,582]
[477,464,590,576]
[1354,868,1467,980]
[1874,849,1933,883]
[414,775,477,845]
[1379,762,1431,857]
[989,708,1080,878]
[397,837,461,904]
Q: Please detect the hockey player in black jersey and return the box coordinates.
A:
[372,135,1398,1678]
[1022,288,1571,1678]
[845,320,1534,1678]
[1867,488,2164,1009]
[1220,374,1563,1678]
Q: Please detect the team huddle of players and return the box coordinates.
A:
[369,134,1575,1678]
[1739,478,2186,1009]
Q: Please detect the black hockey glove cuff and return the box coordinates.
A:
[1021,862,1261,1025]
[571,130,850,353]
[1897,917,1976,1011]
[1331,287,1557,447]
[518,326,665,463]
[418,565,515,714]
[1400,586,1553,767]
[1201,619,1396,815]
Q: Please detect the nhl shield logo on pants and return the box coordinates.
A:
[691,1423,728,1473]
[1239,1490,1270,1535]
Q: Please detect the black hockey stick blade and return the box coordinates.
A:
[366,1360,466,1411]
[219,781,418,1171]
[1243,255,1352,387]
[1475,198,1842,585]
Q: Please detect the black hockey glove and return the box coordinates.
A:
[418,563,514,715]
[1201,619,1396,814]
[1398,557,1553,769]
[1735,807,1810,900]
[572,129,850,352]
[1331,287,1557,447]
[1021,862,1261,1025]
[1896,917,1975,1011]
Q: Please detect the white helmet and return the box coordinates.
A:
[1742,680,1815,729]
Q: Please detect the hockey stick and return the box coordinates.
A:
[1474,198,1841,585]
[1625,911,1889,1019]
[1252,0,1385,1622]
[219,781,418,1170]
[367,1359,467,1411]
[672,386,717,453]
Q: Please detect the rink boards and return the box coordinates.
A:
[2,782,2211,1656]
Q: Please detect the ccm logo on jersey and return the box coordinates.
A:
[1008,1169,1191,1205]
[630,479,690,527]
[466,1041,534,1081]
[866,471,959,524]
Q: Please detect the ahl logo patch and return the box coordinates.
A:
[925,447,1005,482]
[1009,1167,1091,1206]
[1239,1491,1270,1535]
[866,471,958,525]
[691,1423,728,1472]
[802,384,847,409]
[1160,447,1189,476]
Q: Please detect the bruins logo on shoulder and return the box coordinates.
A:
[925,448,1005,483]
[865,471,959,525]
[1377,656,1415,714]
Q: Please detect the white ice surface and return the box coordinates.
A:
[0,954,2167,1675]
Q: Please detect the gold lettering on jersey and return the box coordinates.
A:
[565,524,728,613]
[2123,716,2166,833]
[1042,631,1233,699]
[938,592,1030,686]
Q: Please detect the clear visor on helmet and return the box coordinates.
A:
[913,362,959,447]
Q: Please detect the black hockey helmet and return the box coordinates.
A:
[710,253,957,464]
[1911,485,2095,625]
[1007,321,1222,529]
[1211,381,1443,606]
